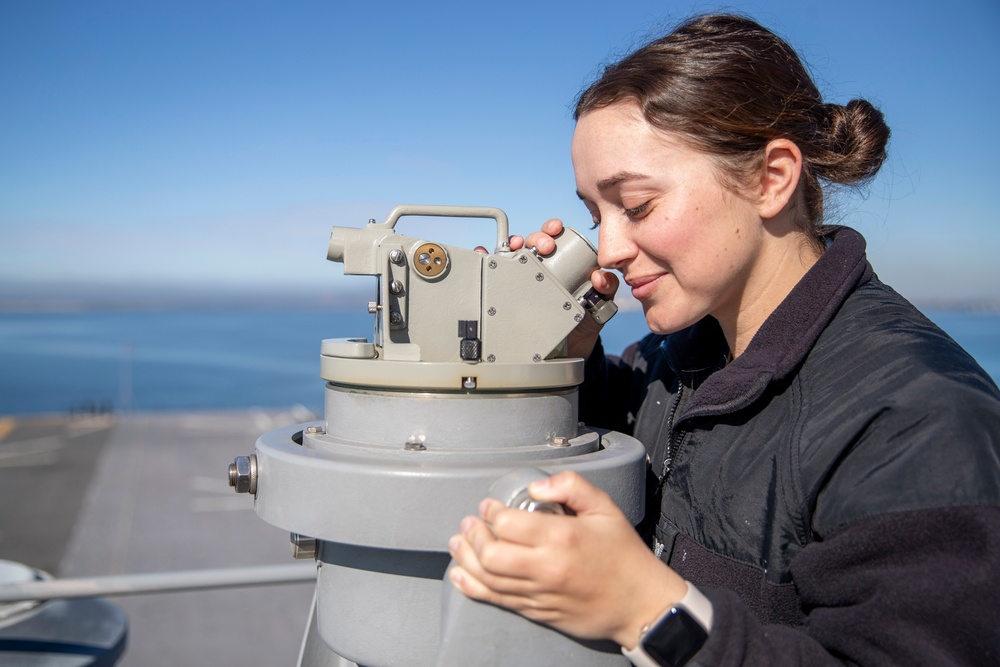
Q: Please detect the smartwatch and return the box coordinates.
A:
[622,582,713,667]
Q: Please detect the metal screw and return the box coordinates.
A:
[532,354,542,363]
[367,301,379,314]
[389,249,405,265]
[462,376,478,390]
[551,436,570,447]
[487,307,496,316]
[486,354,496,363]
[563,302,572,310]
[228,455,257,495]
[518,255,528,264]
[574,313,584,322]
[535,273,544,282]
[404,437,426,451]
[488,260,497,269]
[304,426,325,435]
[389,280,404,295]
[529,246,540,256]
[389,311,403,325]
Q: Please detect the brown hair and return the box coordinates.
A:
[575,14,890,233]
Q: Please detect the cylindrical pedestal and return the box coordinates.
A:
[254,378,645,666]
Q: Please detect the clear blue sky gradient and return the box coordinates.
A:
[2,0,998,304]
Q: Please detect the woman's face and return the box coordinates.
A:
[572,102,766,336]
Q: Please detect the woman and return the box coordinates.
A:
[448,14,1000,667]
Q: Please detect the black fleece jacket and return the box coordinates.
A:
[583,227,1000,666]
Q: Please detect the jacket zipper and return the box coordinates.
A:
[659,377,688,482]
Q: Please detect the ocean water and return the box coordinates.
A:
[0,308,996,416]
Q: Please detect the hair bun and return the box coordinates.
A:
[815,99,891,185]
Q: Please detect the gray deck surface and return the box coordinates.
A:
[1,410,317,666]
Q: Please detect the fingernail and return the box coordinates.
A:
[478,498,492,516]
[460,516,474,534]
[448,535,461,554]
[449,567,463,586]
[528,477,550,493]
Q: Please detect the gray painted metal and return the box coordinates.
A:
[253,422,645,551]
[322,384,580,449]
[249,207,645,665]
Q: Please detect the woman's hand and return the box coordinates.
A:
[447,471,687,649]
[510,219,619,360]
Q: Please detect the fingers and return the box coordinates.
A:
[510,218,564,256]
[523,232,556,255]
[466,499,562,551]
[448,565,562,625]
[591,269,620,298]
[449,516,539,596]
[540,218,564,236]
[527,471,618,518]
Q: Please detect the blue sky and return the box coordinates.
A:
[1,0,998,306]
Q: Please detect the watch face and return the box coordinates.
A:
[643,608,708,667]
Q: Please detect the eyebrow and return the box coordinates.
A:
[576,171,651,200]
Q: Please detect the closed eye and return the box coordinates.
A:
[624,202,649,218]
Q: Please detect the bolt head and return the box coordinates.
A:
[229,455,257,495]
[404,438,427,451]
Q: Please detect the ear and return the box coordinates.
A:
[756,139,803,220]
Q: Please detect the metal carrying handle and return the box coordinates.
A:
[371,205,510,254]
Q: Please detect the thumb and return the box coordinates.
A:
[527,471,616,516]
[591,269,620,298]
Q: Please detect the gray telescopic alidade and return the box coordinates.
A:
[231,205,646,666]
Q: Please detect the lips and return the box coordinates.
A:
[626,274,664,301]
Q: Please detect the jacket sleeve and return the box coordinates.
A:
[689,505,1000,666]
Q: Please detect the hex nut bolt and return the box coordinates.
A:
[228,454,258,495]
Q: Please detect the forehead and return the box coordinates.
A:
[573,102,649,146]
[571,102,700,179]
[571,101,698,162]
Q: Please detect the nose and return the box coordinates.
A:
[596,219,635,271]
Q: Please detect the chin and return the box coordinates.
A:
[642,303,701,336]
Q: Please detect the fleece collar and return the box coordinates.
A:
[665,226,874,420]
